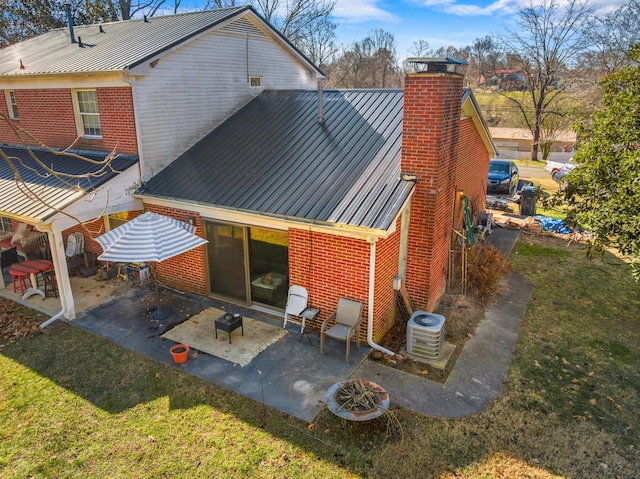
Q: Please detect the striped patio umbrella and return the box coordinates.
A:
[96,212,206,263]
[95,212,207,318]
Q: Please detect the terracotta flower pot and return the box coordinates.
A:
[170,344,189,364]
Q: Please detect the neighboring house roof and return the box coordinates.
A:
[0,7,321,77]
[0,145,138,220]
[489,127,576,143]
[138,89,413,232]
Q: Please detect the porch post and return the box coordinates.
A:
[48,230,76,320]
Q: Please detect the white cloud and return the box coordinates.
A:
[419,0,525,16]
[414,0,627,17]
[333,0,400,23]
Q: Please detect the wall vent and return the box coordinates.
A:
[222,18,267,37]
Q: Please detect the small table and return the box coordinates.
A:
[124,263,150,286]
[215,313,244,344]
[298,307,320,345]
[8,259,53,299]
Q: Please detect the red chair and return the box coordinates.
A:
[10,270,31,295]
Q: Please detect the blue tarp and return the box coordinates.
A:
[534,216,572,234]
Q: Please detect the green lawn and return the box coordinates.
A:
[1,234,639,478]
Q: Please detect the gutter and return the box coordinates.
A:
[366,237,398,357]
[138,194,394,241]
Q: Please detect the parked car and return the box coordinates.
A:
[546,157,574,174]
[552,161,577,183]
[487,159,519,196]
[544,159,564,172]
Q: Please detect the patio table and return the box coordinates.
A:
[8,259,53,299]
[215,313,244,344]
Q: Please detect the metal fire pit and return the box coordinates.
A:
[325,379,390,421]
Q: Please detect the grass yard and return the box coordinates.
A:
[1,234,639,478]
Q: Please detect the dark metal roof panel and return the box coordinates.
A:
[139,89,413,231]
[0,8,251,75]
[0,146,138,220]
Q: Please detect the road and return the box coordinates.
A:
[519,165,548,179]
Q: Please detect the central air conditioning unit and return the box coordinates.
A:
[406,311,446,360]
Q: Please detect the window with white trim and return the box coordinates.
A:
[106,211,129,231]
[0,216,12,233]
[5,90,19,119]
[73,89,102,137]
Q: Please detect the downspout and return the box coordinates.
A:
[366,237,397,357]
[119,72,145,183]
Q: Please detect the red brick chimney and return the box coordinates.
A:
[401,58,466,311]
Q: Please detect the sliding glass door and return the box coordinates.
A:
[248,228,289,309]
[204,221,289,309]
[204,222,247,302]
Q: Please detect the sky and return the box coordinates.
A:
[330,0,626,59]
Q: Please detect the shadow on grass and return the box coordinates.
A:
[2,235,639,478]
[3,326,220,414]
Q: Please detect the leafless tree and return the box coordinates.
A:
[583,0,640,74]
[498,0,594,161]
[0,113,119,233]
[469,35,502,86]
[327,29,400,88]
[200,0,237,8]
[296,15,337,68]
[408,40,432,58]
[117,0,171,20]
[248,0,334,47]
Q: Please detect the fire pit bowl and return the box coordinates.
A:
[325,379,390,421]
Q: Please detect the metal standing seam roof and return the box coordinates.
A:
[0,7,292,76]
[138,89,414,232]
[0,145,138,221]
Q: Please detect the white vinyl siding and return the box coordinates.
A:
[130,19,318,180]
[73,89,102,137]
[5,90,18,119]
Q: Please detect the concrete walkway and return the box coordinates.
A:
[353,226,531,417]
[355,270,531,417]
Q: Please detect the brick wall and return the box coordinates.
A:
[401,71,464,312]
[289,228,373,343]
[0,87,138,155]
[144,205,208,296]
[288,225,401,343]
[372,218,401,341]
[453,118,490,229]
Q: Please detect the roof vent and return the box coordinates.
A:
[144,15,149,22]
[99,25,105,33]
[78,36,84,48]
[19,59,25,70]
[317,78,325,124]
[403,57,467,75]
[63,3,76,44]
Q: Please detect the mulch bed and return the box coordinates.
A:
[375,293,486,383]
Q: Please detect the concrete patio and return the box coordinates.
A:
[1,228,530,423]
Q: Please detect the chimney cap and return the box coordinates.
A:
[403,57,468,75]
